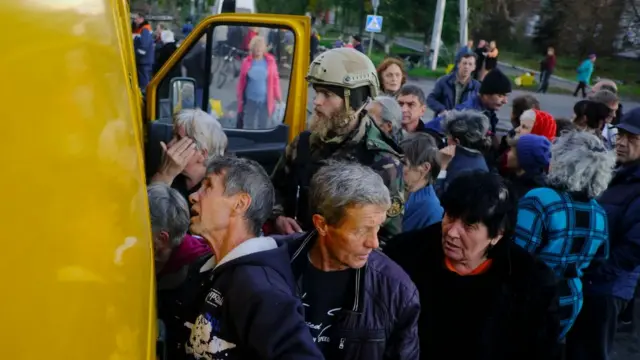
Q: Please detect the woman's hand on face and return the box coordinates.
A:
[438,145,456,170]
[152,137,197,185]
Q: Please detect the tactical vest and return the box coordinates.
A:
[282,130,380,231]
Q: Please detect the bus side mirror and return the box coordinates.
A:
[169,77,197,116]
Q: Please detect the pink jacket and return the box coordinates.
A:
[237,53,281,116]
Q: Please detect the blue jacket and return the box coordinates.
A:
[282,231,420,360]
[426,73,481,115]
[576,59,594,84]
[585,163,640,300]
[184,237,323,360]
[515,188,609,339]
[425,95,500,135]
[133,23,155,66]
[403,184,443,231]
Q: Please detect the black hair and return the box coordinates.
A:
[440,171,518,242]
[584,101,611,130]
[397,84,426,105]
[555,117,576,137]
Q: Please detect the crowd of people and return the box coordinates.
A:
[143,36,639,360]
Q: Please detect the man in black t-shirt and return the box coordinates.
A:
[283,162,420,360]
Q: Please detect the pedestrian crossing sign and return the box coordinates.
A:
[365,15,383,33]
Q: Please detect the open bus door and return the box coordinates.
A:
[144,13,310,177]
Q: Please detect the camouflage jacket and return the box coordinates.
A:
[270,115,405,242]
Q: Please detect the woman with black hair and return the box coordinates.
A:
[386,172,562,360]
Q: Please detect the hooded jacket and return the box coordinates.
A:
[184,237,323,360]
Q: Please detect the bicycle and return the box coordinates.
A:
[214,44,247,89]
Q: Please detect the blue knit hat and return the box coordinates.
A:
[516,134,551,176]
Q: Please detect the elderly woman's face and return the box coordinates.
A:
[442,214,499,263]
[403,161,429,193]
[173,125,207,175]
[515,118,534,136]
[381,64,403,93]
[317,204,387,269]
[252,40,266,58]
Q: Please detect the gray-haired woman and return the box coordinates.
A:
[400,133,443,231]
[435,110,491,194]
[514,130,616,340]
[151,109,228,201]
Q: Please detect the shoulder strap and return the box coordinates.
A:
[296,131,312,165]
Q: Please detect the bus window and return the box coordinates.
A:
[156,25,295,132]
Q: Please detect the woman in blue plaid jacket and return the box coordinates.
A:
[514,131,617,340]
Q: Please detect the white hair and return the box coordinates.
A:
[373,95,402,132]
[174,109,228,161]
[160,30,175,44]
[520,109,536,123]
[547,131,616,198]
[309,161,391,226]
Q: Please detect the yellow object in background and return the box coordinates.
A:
[210,98,224,117]
[445,63,454,74]
[514,73,536,87]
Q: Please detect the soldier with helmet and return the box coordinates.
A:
[269,48,404,244]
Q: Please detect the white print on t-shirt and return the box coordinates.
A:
[302,292,341,344]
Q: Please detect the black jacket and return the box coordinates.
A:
[283,231,421,360]
[385,223,561,360]
[184,237,323,360]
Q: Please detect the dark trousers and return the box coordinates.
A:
[538,70,552,93]
[565,294,627,360]
[573,81,588,98]
[137,64,152,92]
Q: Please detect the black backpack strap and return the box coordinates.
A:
[295,131,313,184]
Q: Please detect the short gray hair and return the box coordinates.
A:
[373,95,402,131]
[148,183,190,247]
[588,89,619,106]
[206,156,274,236]
[174,109,228,161]
[400,133,440,184]
[547,131,616,198]
[443,110,491,150]
[310,161,391,226]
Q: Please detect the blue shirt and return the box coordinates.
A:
[403,185,443,232]
[514,187,609,339]
[245,59,268,103]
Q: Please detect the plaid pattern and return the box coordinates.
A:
[515,187,609,339]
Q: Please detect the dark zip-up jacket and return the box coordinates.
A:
[283,231,420,360]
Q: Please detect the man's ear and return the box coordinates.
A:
[312,214,328,237]
[232,193,252,215]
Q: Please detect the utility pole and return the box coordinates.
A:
[459,0,468,46]
[367,0,379,57]
[430,0,446,70]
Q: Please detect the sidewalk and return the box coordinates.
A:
[387,35,580,92]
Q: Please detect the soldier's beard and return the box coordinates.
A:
[309,108,354,140]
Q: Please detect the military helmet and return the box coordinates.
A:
[307,48,380,109]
